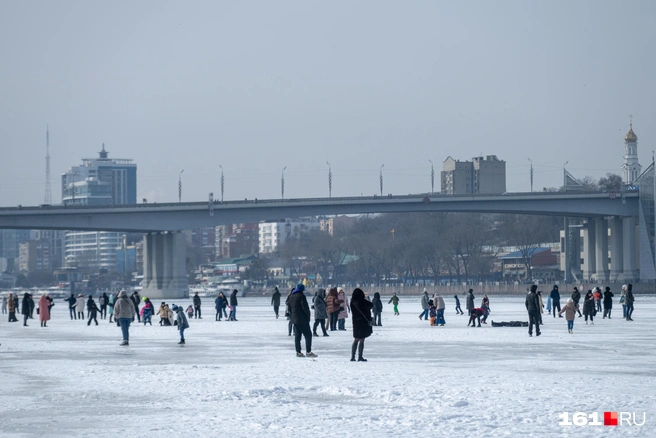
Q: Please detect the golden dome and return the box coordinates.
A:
[625,124,638,142]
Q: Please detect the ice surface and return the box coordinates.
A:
[1,295,655,437]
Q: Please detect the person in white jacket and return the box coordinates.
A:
[75,294,85,320]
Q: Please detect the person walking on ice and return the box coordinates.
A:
[172,304,189,344]
[559,298,578,334]
[454,295,464,314]
[418,289,429,321]
[114,290,135,346]
[388,293,400,315]
[271,287,281,319]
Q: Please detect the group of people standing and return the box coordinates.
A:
[212,290,239,321]
[5,291,54,327]
[545,283,636,335]
[285,283,373,361]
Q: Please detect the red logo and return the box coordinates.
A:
[604,412,618,426]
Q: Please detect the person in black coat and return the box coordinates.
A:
[100,292,109,319]
[86,295,100,326]
[228,290,239,321]
[288,284,316,357]
[285,289,295,336]
[64,293,77,320]
[193,292,202,319]
[525,285,541,337]
[372,292,383,326]
[21,293,31,326]
[571,287,583,317]
[27,294,35,318]
[271,287,281,319]
[549,285,561,318]
[351,288,373,362]
[131,292,141,323]
[454,295,464,314]
[582,291,595,324]
[625,283,635,321]
[603,287,614,319]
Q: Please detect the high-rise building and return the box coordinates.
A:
[258,218,321,254]
[0,230,32,259]
[62,145,137,271]
[441,155,506,195]
[19,239,52,273]
[216,223,259,259]
[622,120,641,184]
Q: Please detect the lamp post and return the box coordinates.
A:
[527,158,533,193]
[429,159,434,194]
[219,165,224,202]
[379,164,384,196]
[178,169,184,203]
[281,166,287,200]
[326,161,332,198]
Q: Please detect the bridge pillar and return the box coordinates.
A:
[141,232,188,299]
[622,216,639,281]
[594,218,609,282]
[609,217,624,281]
[582,220,596,281]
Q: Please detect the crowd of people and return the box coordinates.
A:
[1,282,640,357]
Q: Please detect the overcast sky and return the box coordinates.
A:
[1,0,655,206]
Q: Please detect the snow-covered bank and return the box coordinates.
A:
[1,295,654,437]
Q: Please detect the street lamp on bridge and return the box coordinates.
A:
[326,161,332,198]
[178,169,184,203]
[527,158,533,193]
[219,165,224,203]
[429,159,434,194]
[379,164,384,196]
[281,166,287,200]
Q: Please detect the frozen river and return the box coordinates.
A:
[1,294,655,437]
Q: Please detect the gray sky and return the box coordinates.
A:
[1,0,655,206]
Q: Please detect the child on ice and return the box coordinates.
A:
[558,298,578,334]
[172,304,189,344]
[428,300,437,326]
[186,305,194,319]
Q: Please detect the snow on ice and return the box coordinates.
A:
[1,295,655,437]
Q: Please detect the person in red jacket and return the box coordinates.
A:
[468,308,485,327]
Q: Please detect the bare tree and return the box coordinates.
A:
[598,173,623,191]
[499,214,559,280]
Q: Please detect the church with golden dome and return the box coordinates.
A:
[622,116,641,184]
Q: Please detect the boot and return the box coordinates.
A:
[178,340,185,345]
[351,341,357,361]
[313,332,319,337]
[357,341,366,361]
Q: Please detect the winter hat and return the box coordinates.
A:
[295,284,305,293]
[605,287,611,292]
[468,289,473,293]
[171,304,179,311]
[530,285,538,293]
[142,296,147,301]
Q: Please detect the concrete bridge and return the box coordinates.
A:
[0,190,647,297]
